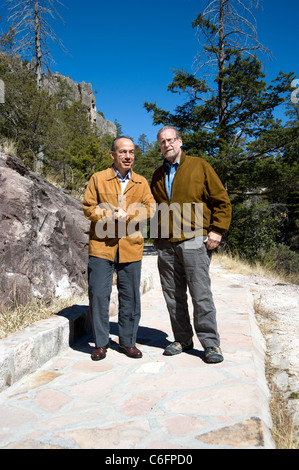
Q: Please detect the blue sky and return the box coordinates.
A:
[2,0,299,143]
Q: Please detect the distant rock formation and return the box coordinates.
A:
[42,71,117,137]
[0,152,90,308]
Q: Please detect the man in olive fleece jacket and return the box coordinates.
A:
[151,126,232,363]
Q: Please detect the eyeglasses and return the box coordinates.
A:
[159,138,178,146]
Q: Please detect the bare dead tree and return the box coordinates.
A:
[192,0,272,130]
[5,0,66,89]
[194,0,271,74]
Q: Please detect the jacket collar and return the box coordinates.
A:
[105,166,141,193]
[106,165,136,180]
[163,151,186,172]
[113,164,131,181]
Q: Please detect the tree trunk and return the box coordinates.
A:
[34,0,42,89]
[218,0,226,127]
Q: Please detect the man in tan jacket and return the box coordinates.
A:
[83,136,155,361]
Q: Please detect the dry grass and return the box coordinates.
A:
[268,381,299,449]
[213,250,298,284]
[0,294,87,340]
[214,251,272,277]
[254,301,299,449]
[44,173,86,200]
[0,138,17,156]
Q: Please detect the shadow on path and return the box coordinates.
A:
[72,321,170,355]
[72,321,207,362]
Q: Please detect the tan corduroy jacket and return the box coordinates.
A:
[83,166,156,263]
[150,151,232,242]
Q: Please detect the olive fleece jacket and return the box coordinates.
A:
[83,166,156,263]
[150,151,232,242]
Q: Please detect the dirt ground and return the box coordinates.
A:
[211,262,299,434]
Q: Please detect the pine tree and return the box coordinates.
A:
[144,0,296,193]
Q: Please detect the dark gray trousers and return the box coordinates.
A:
[88,253,141,348]
[155,236,220,349]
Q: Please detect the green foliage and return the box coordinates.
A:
[0,54,57,167]
[0,53,115,193]
[133,137,163,184]
[227,198,281,260]
[268,244,299,281]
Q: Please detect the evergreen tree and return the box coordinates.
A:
[133,140,162,184]
[0,53,59,171]
[0,53,115,191]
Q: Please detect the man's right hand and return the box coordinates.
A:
[113,207,129,222]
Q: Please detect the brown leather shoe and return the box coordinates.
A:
[91,345,108,361]
[119,345,142,358]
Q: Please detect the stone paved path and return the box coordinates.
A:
[0,248,275,450]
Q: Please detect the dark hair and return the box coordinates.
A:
[111,136,134,152]
[157,125,181,141]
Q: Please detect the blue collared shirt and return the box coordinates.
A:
[113,164,131,195]
[163,157,180,199]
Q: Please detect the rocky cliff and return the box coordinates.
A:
[42,71,117,137]
[0,153,90,308]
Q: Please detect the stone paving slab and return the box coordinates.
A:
[0,249,275,450]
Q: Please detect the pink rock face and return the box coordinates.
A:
[0,153,89,308]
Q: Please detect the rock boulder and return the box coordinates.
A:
[0,153,90,308]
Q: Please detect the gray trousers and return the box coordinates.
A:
[88,253,141,348]
[155,236,220,349]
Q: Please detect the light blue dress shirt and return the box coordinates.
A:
[163,157,180,199]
